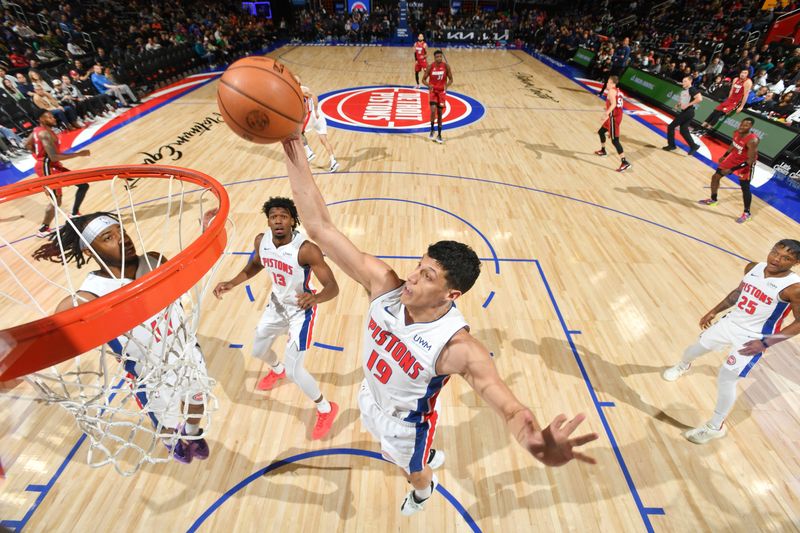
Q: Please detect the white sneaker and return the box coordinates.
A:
[307,151,316,162]
[400,473,438,516]
[329,160,339,172]
[428,131,434,140]
[426,449,444,470]
[662,362,690,382]
[684,423,727,444]
[435,136,443,144]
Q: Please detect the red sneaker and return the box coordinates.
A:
[257,369,286,391]
[311,402,339,440]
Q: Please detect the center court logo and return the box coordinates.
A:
[318,86,485,134]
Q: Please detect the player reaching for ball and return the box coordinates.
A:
[280,134,598,515]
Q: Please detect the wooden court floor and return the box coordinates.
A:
[1,45,799,532]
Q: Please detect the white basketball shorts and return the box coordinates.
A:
[255,299,317,351]
[698,316,763,377]
[357,380,438,474]
[305,111,328,136]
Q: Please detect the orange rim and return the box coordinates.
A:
[0,165,229,381]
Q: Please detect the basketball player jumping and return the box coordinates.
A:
[696,70,752,136]
[295,76,339,172]
[32,212,213,463]
[213,197,340,440]
[422,50,452,144]
[413,34,428,89]
[698,117,759,223]
[280,135,598,515]
[27,110,91,237]
[594,76,631,172]
[663,240,800,444]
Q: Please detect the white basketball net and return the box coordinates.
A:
[0,173,232,476]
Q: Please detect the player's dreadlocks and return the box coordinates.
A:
[262,197,300,229]
[32,212,119,269]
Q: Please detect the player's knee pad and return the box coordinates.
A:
[611,138,624,154]
[283,342,306,380]
[597,127,607,142]
[717,366,740,387]
[251,329,279,359]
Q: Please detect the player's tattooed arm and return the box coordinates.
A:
[41,130,89,161]
[700,261,758,328]
[213,233,265,299]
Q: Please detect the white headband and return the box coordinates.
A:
[79,215,120,250]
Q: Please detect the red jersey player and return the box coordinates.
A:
[25,110,91,237]
[413,34,428,89]
[698,70,752,135]
[698,117,759,223]
[421,50,452,144]
[594,75,630,171]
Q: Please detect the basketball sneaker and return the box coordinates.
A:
[169,439,193,464]
[183,427,210,461]
[36,225,53,238]
[428,131,434,140]
[311,401,339,440]
[662,362,691,382]
[684,422,727,444]
[400,473,438,516]
[661,145,676,151]
[697,198,718,206]
[427,449,445,470]
[594,148,607,157]
[736,212,751,224]
[306,148,316,162]
[435,136,443,144]
[330,159,339,172]
[257,369,286,391]
[687,147,699,156]
[616,161,631,172]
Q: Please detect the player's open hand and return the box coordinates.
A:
[213,281,235,300]
[522,413,598,466]
[296,292,317,309]
[699,311,716,329]
[739,338,767,356]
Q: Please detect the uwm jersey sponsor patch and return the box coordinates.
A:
[318,85,484,134]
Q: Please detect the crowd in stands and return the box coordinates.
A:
[0,0,797,166]
[0,0,281,162]
[529,0,800,128]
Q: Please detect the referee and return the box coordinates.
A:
[663,75,702,156]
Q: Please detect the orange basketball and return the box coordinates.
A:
[216,56,305,144]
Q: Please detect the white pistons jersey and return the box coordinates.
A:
[301,85,313,114]
[259,230,314,311]
[78,255,189,363]
[727,262,799,335]
[363,285,468,423]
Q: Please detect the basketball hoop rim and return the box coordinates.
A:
[0,165,230,381]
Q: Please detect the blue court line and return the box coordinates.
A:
[598,402,616,408]
[186,448,481,533]
[326,198,501,274]
[312,341,344,352]
[1,378,129,531]
[245,284,255,302]
[533,259,660,533]
[229,343,244,349]
[217,172,753,263]
[352,46,365,62]
[569,330,582,335]
[482,291,495,308]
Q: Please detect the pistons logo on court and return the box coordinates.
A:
[319,86,485,134]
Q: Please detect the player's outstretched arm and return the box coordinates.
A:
[282,136,401,296]
[213,233,265,299]
[438,330,598,466]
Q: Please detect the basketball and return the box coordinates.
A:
[216,56,305,144]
